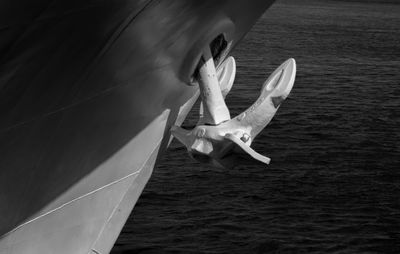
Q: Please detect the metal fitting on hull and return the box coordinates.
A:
[172,47,296,169]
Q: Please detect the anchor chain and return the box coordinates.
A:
[171,47,296,169]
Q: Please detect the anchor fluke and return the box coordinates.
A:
[172,53,296,169]
[232,58,296,139]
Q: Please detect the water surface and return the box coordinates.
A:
[113,0,400,253]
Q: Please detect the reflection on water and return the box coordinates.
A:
[113,0,400,253]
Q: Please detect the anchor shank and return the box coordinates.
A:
[197,47,230,125]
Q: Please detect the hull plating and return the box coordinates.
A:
[0,0,275,252]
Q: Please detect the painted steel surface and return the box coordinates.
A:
[0,0,275,252]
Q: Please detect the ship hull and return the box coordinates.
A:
[0,0,275,253]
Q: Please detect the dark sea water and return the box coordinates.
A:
[112,0,400,253]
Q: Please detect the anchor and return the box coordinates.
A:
[171,46,296,169]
